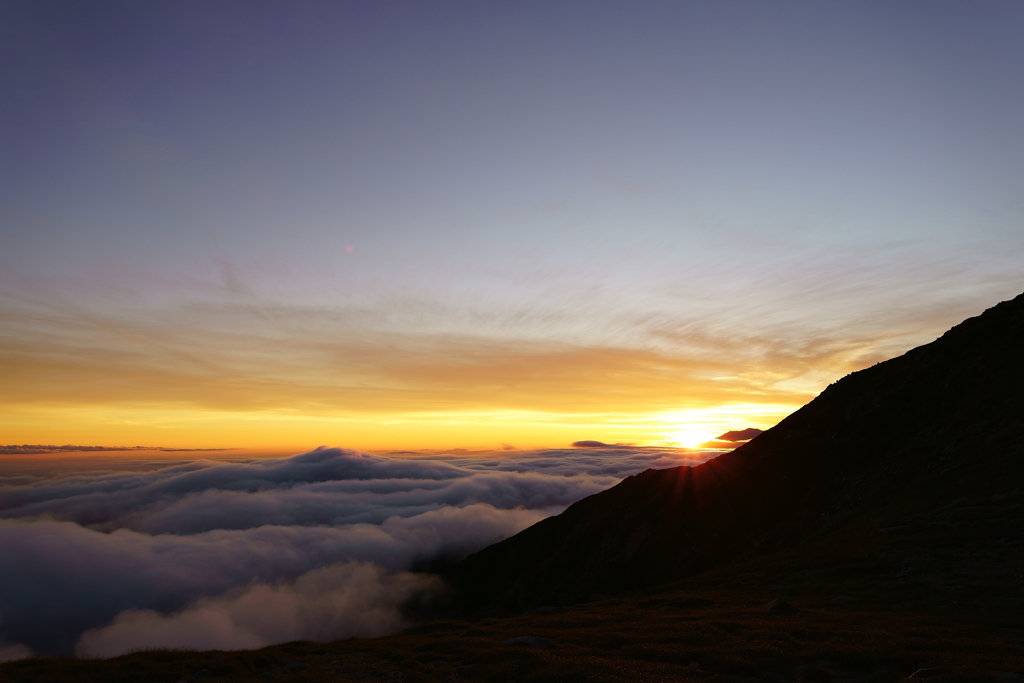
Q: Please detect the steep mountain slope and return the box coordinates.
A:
[447,292,1024,615]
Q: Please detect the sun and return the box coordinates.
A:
[672,428,717,449]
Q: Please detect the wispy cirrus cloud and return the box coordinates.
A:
[0,292,902,418]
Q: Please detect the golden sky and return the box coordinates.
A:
[0,287,998,450]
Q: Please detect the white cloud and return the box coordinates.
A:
[0,445,717,656]
[76,562,438,657]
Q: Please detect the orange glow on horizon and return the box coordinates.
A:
[0,402,797,452]
[0,286,900,453]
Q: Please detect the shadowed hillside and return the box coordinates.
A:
[447,292,1024,616]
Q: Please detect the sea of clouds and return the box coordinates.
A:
[0,445,717,659]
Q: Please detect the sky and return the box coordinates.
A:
[2,0,1023,450]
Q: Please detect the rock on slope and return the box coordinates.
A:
[447,292,1024,615]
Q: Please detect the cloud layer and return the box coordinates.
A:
[76,562,439,657]
[0,446,715,657]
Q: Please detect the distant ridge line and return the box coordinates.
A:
[0,445,235,455]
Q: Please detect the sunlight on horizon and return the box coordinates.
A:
[0,402,799,452]
[670,429,718,449]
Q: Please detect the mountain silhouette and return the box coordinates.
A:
[447,292,1024,615]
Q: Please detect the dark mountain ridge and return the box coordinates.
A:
[447,292,1024,615]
